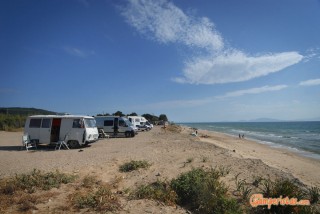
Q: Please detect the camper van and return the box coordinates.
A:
[95,116,137,137]
[127,116,151,131]
[24,115,99,148]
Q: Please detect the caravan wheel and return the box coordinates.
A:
[125,132,131,138]
[68,140,80,149]
[130,131,135,137]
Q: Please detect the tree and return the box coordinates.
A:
[113,111,125,117]
[97,113,110,116]
[128,112,138,116]
[159,114,168,121]
[142,114,159,122]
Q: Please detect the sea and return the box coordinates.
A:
[179,121,320,160]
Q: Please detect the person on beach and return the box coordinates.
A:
[239,134,241,139]
[242,134,245,139]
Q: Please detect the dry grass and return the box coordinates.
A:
[165,124,182,133]
[119,160,151,172]
[0,170,122,213]
[69,176,121,212]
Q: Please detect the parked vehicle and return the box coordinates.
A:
[127,116,152,131]
[95,116,136,137]
[24,115,99,148]
[145,121,153,129]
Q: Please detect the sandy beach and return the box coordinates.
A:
[0,125,319,213]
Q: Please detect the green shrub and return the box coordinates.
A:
[0,169,76,212]
[81,175,100,188]
[14,169,76,193]
[170,168,242,214]
[234,173,252,201]
[71,176,121,212]
[308,186,319,204]
[0,114,26,131]
[133,180,177,206]
[0,169,76,194]
[72,185,120,212]
[119,160,151,172]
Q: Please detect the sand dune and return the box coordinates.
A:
[0,125,319,213]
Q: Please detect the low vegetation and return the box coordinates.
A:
[0,108,57,131]
[165,124,182,133]
[249,178,319,213]
[70,176,121,212]
[132,167,320,214]
[133,180,177,206]
[0,114,26,131]
[1,166,319,213]
[171,168,242,214]
[119,160,151,172]
[0,169,76,212]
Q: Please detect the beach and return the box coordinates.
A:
[0,125,319,213]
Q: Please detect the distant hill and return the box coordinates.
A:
[248,118,285,122]
[0,107,57,116]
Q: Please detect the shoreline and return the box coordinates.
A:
[205,128,320,160]
[179,122,320,160]
[183,126,320,187]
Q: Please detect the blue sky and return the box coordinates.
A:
[1,0,320,122]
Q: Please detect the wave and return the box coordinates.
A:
[179,121,320,158]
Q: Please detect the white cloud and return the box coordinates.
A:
[303,47,320,62]
[121,0,304,85]
[299,78,320,86]
[63,47,95,58]
[218,85,288,98]
[174,50,303,84]
[121,0,223,51]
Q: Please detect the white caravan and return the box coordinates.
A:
[95,116,137,137]
[127,116,151,131]
[24,115,99,148]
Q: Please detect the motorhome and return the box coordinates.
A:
[24,115,99,148]
[95,116,137,137]
[127,116,152,131]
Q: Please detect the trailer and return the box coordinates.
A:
[24,115,99,148]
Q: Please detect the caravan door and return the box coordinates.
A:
[39,118,51,144]
[51,118,61,142]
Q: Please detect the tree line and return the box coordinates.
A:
[0,108,168,131]
[0,107,57,131]
[96,111,168,123]
[0,114,26,131]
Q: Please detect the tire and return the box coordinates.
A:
[125,132,131,138]
[130,131,135,137]
[68,140,80,149]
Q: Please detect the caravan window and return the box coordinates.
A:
[72,119,83,128]
[119,119,125,127]
[84,118,96,128]
[104,120,113,126]
[41,119,51,128]
[29,119,41,128]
